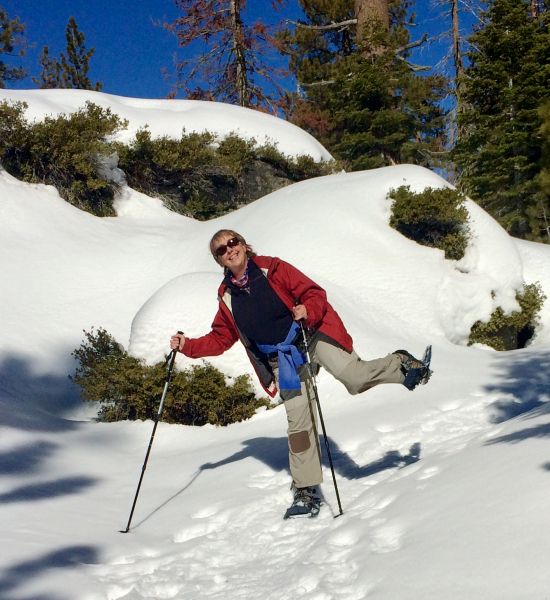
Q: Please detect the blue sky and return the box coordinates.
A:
[4,0,467,100]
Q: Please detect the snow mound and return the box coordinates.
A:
[0,89,332,161]
[129,272,253,378]
[129,164,537,377]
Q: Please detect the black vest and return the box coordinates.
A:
[225,261,294,346]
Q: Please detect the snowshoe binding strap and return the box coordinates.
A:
[394,346,432,391]
[284,486,321,520]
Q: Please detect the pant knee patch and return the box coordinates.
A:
[289,430,311,453]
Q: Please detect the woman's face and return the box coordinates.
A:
[214,234,248,277]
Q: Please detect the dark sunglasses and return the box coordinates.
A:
[214,237,240,257]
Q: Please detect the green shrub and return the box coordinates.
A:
[0,100,337,219]
[0,100,128,216]
[114,127,230,220]
[69,328,270,426]
[217,133,257,174]
[116,128,338,220]
[469,283,547,350]
[388,185,471,260]
[1,101,337,220]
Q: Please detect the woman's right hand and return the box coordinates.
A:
[170,332,186,352]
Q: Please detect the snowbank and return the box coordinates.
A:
[0,89,333,161]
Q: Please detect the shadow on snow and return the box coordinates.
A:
[0,476,98,504]
[0,441,58,476]
[134,436,421,528]
[484,348,550,425]
[0,354,83,433]
[199,436,421,481]
[0,545,100,600]
[0,354,101,504]
[483,348,550,471]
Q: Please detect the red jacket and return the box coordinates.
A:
[181,256,353,397]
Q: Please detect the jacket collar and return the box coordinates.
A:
[217,255,277,298]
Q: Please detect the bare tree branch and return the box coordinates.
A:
[299,79,336,88]
[395,18,419,26]
[396,32,428,54]
[394,54,432,71]
[285,18,357,32]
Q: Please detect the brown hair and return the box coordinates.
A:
[209,229,257,267]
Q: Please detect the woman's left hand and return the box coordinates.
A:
[292,304,308,321]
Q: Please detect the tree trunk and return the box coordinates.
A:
[230,0,249,107]
[452,0,464,87]
[355,0,390,43]
[452,0,468,139]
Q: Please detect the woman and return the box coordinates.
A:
[170,229,431,518]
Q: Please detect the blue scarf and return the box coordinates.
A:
[257,321,307,391]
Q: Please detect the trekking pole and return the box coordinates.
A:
[119,332,183,533]
[296,313,344,517]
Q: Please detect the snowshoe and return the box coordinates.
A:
[284,486,321,520]
[394,345,432,391]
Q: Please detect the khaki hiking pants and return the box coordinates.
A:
[274,332,405,488]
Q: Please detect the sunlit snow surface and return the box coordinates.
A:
[0,89,332,161]
[1,90,550,600]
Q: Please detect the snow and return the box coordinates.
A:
[0,89,333,161]
[1,89,550,600]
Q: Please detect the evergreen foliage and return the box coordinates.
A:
[70,328,270,426]
[115,128,337,220]
[454,0,550,242]
[0,7,28,87]
[0,100,127,216]
[279,0,448,170]
[33,45,61,88]
[388,185,470,260]
[0,99,335,220]
[33,17,102,90]
[469,283,547,350]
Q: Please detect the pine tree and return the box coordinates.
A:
[454,0,550,241]
[0,8,28,87]
[33,17,102,91]
[279,0,447,170]
[32,45,61,88]
[164,0,284,109]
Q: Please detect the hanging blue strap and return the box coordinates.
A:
[257,321,306,391]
